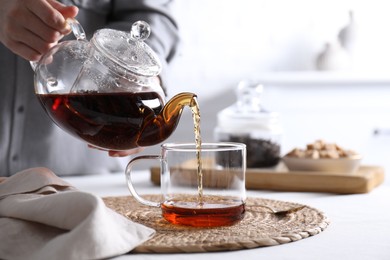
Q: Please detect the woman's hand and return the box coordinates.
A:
[0,0,78,61]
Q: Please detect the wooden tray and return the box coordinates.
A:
[150,163,384,194]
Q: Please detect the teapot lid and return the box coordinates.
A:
[91,21,162,79]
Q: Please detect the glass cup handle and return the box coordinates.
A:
[125,155,161,207]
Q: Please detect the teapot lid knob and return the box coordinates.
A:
[130,21,151,42]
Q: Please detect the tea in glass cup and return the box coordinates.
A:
[125,142,246,227]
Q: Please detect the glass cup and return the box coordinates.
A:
[125,142,246,227]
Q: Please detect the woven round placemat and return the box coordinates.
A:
[103,195,330,253]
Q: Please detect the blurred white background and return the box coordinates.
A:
[142,0,390,180]
[169,0,390,98]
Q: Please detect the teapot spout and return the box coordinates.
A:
[137,92,198,146]
[161,92,198,124]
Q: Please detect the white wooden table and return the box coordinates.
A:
[63,168,390,260]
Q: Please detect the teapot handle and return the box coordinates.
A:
[30,61,38,72]
[66,18,86,41]
[30,18,86,71]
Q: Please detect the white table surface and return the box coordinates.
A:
[63,170,390,260]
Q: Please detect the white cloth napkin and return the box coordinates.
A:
[0,167,155,260]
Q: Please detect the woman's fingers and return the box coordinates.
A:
[0,0,78,61]
[26,0,68,32]
[48,0,78,23]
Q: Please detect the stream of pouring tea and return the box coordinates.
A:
[190,97,203,204]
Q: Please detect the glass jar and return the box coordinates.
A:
[214,81,282,168]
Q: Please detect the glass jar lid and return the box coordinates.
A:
[217,81,282,133]
[91,21,162,78]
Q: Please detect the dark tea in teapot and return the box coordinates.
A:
[37,91,186,150]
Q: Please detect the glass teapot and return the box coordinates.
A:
[32,19,197,150]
